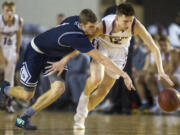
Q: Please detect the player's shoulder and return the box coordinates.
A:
[13,14,23,27]
[101,14,116,34]
[61,16,79,24]
[102,14,116,23]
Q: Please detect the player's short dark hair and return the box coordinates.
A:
[79,9,97,25]
[2,1,16,9]
[158,35,170,42]
[116,3,135,16]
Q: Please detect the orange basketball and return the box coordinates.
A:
[158,88,180,112]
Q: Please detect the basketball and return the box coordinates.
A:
[158,88,180,112]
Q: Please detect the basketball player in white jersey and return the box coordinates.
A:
[45,3,174,129]
[0,1,23,112]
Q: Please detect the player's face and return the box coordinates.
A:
[116,15,133,30]
[158,40,170,53]
[2,6,15,21]
[81,22,97,36]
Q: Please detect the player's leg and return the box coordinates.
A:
[84,61,104,96]
[0,74,35,109]
[0,44,47,110]
[15,81,65,130]
[4,59,16,87]
[88,72,116,111]
[32,81,65,112]
[3,60,37,102]
[145,73,161,113]
[15,71,66,130]
[74,61,104,129]
[8,86,35,101]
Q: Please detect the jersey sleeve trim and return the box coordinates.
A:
[110,20,115,35]
[102,20,106,34]
[131,18,136,35]
[58,31,84,47]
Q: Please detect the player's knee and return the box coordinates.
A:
[55,87,65,96]
[51,81,65,95]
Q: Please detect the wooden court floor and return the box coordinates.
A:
[0,111,180,135]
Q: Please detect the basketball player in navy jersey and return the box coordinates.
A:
[0,9,134,130]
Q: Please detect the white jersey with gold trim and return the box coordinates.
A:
[99,15,133,48]
[0,14,20,61]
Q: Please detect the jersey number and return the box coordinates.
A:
[109,36,122,44]
[3,37,12,46]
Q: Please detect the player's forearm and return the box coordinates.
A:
[62,50,79,63]
[94,53,128,78]
[151,45,165,74]
[87,49,128,78]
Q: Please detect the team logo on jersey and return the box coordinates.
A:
[109,36,128,44]
[20,62,31,84]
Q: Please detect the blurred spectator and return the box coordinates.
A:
[135,35,160,113]
[132,36,147,72]
[158,35,180,91]
[136,34,180,114]
[56,13,65,25]
[147,23,167,35]
[0,1,23,113]
[168,12,180,48]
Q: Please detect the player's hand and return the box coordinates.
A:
[158,73,174,86]
[123,73,136,91]
[45,60,66,76]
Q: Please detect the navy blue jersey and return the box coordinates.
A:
[34,16,94,58]
[61,16,79,24]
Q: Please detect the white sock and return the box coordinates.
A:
[76,92,89,118]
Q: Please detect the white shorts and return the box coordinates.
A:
[1,44,17,62]
[96,39,129,79]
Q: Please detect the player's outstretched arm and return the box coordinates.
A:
[45,50,79,76]
[86,49,135,90]
[134,19,174,86]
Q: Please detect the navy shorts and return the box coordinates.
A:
[20,43,63,88]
